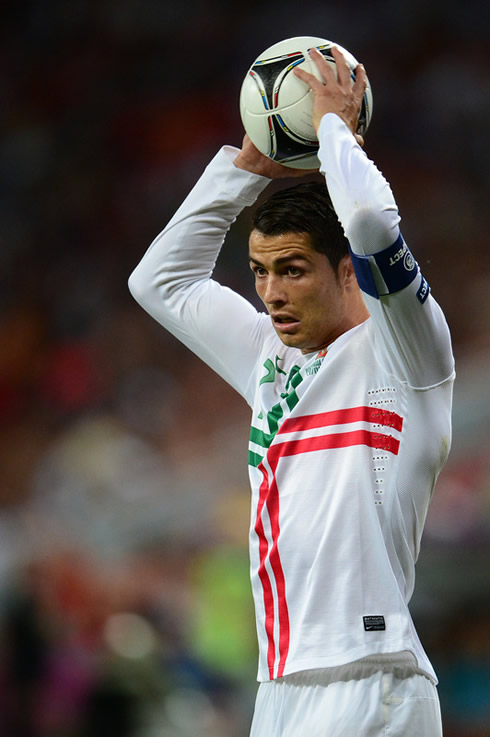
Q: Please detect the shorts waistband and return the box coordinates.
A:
[278,652,435,686]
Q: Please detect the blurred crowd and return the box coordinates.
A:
[0,0,489,735]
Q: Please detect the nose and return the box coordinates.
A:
[261,275,287,307]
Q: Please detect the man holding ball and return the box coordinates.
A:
[129,46,454,736]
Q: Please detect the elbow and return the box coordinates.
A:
[128,259,182,317]
[128,265,146,306]
[346,206,400,255]
[127,261,164,311]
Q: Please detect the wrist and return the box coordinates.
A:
[233,151,258,174]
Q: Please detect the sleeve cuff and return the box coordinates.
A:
[206,146,272,206]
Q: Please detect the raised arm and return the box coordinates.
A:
[128,147,272,401]
[295,47,454,388]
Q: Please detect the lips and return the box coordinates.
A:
[271,313,300,333]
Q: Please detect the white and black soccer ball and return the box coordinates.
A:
[239,36,373,169]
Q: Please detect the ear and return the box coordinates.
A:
[338,254,358,289]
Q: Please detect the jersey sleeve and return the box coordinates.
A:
[318,114,455,389]
[128,146,272,403]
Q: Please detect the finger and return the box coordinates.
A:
[353,63,367,95]
[308,46,336,85]
[354,133,365,147]
[352,63,367,107]
[293,65,326,92]
[331,46,351,87]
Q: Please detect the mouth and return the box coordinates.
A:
[271,314,300,334]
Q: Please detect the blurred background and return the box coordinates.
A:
[0,1,489,735]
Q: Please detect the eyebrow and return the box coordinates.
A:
[248,253,308,266]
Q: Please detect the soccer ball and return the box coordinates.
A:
[239,36,373,169]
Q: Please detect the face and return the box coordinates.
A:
[249,230,357,354]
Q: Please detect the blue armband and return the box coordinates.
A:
[348,233,419,299]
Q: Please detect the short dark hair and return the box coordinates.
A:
[252,181,349,272]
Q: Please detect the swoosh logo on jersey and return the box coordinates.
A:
[259,358,276,385]
[259,355,288,385]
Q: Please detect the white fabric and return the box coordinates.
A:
[250,665,443,737]
[129,114,455,685]
[318,114,401,255]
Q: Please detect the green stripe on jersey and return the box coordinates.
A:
[248,451,264,468]
[248,364,303,467]
[249,427,276,448]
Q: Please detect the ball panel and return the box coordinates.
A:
[240,72,270,115]
[254,36,334,60]
[278,155,320,170]
[274,61,313,108]
[240,109,274,158]
[270,114,319,162]
[252,53,306,110]
[277,96,317,142]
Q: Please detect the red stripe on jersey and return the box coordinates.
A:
[254,467,277,677]
[278,406,403,435]
[255,465,291,679]
[271,429,400,458]
[265,472,290,678]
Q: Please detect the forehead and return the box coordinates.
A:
[248,230,315,263]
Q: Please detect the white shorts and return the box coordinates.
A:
[250,657,443,737]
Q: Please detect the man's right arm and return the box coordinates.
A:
[128,146,271,401]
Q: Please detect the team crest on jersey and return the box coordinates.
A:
[305,348,327,376]
[305,359,322,376]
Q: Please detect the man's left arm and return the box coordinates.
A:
[295,47,454,389]
[318,112,454,389]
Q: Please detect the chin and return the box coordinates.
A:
[276,332,306,350]
[277,332,326,355]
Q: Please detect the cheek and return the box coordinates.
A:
[306,286,341,322]
[255,282,266,303]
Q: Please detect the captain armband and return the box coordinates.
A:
[348,233,430,304]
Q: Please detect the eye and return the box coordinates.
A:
[251,265,267,278]
[286,265,302,277]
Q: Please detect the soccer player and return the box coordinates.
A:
[129,47,454,736]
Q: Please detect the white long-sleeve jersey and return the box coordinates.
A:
[129,114,455,684]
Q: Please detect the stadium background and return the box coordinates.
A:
[0,1,489,735]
